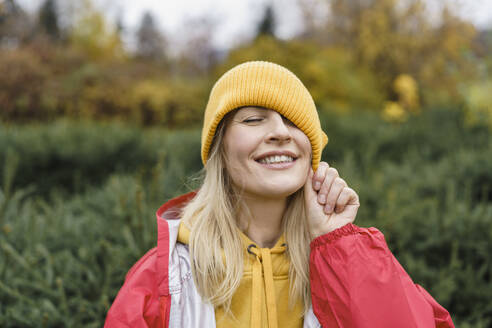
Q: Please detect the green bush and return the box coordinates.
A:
[0,174,157,327]
[0,120,202,195]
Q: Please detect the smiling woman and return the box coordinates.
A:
[104,61,455,328]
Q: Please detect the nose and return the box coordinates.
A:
[266,112,292,143]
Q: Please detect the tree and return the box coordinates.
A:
[173,16,218,75]
[256,5,276,38]
[0,0,32,48]
[38,0,60,40]
[136,11,166,60]
[68,0,125,61]
[302,0,477,107]
[115,14,124,37]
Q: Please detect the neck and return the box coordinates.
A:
[237,193,287,248]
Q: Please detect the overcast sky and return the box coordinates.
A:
[16,0,492,52]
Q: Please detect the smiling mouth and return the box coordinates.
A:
[255,155,296,164]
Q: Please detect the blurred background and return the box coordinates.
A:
[0,0,491,326]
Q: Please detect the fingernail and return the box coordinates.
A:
[314,182,321,190]
[324,205,332,213]
[318,194,326,203]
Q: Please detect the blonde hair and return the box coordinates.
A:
[181,112,312,313]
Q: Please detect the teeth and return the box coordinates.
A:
[258,155,294,164]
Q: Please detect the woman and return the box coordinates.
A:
[105,61,454,327]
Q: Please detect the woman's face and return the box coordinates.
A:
[223,106,311,199]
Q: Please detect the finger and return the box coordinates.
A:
[304,168,317,201]
[324,177,347,213]
[318,167,339,204]
[305,167,314,189]
[334,187,358,213]
[313,162,329,191]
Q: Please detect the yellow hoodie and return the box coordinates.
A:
[177,222,304,328]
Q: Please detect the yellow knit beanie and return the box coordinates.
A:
[201,61,328,170]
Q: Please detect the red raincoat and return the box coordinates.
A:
[105,192,455,327]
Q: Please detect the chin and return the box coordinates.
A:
[251,182,303,199]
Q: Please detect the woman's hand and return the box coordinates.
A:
[304,162,360,239]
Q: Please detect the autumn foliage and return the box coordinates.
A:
[0,0,490,127]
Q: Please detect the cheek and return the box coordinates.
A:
[223,131,252,169]
[295,132,311,156]
[303,140,311,156]
[297,134,312,171]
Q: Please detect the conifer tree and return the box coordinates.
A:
[0,0,31,47]
[38,0,60,40]
[136,11,166,60]
[257,5,276,37]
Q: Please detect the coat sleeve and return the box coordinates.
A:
[104,248,167,328]
[309,223,455,328]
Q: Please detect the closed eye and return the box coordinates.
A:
[244,118,263,123]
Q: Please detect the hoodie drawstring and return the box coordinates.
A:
[247,244,287,328]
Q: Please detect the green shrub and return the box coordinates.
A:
[0,120,202,195]
[0,174,158,327]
